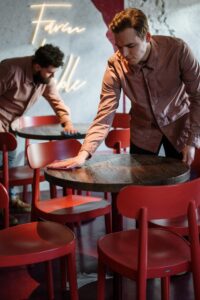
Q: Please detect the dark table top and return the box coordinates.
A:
[45,153,190,192]
[13,123,89,140]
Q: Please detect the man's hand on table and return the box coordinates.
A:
[63,122,78,134]
[182,145,195,166]
[47,150,89,169]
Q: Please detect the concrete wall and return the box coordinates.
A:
[0,0,200,191]
[0,0,114,167]
[126,0,200,59]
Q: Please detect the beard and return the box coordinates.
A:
[33,71,51,84]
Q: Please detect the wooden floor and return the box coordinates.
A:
[0,191,195,300]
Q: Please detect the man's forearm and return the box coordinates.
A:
[78,150,90,160]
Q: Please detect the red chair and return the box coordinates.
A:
[11,115,59,200]
[0,132,44,204]
[103,112,130,154]
[97,179,200,300]
[27,139,112,232]
[0,182,78,300]
[149,149,200,236]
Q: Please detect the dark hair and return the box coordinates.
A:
[109,8,149,39]
[33,44,64,68]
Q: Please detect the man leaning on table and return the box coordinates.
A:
[0,43,77,224]
[48,7,200,170]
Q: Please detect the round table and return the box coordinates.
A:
[13,123,89,140]
[45,153,190,231]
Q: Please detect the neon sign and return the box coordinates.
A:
[30,3,86,93]
[56,54,86,93]
[31,3,85,45]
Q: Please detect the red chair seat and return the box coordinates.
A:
[35,195,111,223]
[98,229,190,279]
[0,221,75,266]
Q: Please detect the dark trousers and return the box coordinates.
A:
[130,136,183,160]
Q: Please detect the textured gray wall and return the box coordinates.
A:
[0,0,113,168]
[0,0,200,191]
[126,0,200,60]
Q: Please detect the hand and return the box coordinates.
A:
[47,151,89,169]
[182,145,195,166]
[63,122,78,134]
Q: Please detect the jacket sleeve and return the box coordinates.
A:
[179,40,200,147]
[42,79,72,126]
[80,59,121,156]
[0,61,14,96]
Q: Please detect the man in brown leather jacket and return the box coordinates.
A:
[0,44,76,222]
[49,8,200,170]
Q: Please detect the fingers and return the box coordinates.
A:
[182,145,195,166]
[63,127,78,134]
[182,151,187,164]
[47,158,82,170]
[185,154,194,166]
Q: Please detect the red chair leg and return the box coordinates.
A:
[97,259,106,300]
[192,261,200,300]
[66,252,79,300]
[137,276,146,300]
[31,210,37,222]
[45,261,54,300]
[161,276,170,300]
[104,213,112,233]
[113,273,123,300]
[104,192,109,200]
[50,184,57,198]
[60,257,67,291]
[63,187,73,196]
[22,184,29,202]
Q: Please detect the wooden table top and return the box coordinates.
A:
[13,123,89,140]
[45,153,190,192]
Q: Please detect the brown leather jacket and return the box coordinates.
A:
[0,56,71,132]
[81,35,200,155]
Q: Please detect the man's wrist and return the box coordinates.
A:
[61,121,72,127]
[78,150,90,161]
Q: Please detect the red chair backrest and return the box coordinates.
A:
[0,132,17,191]
[0,183,9,228]
[117,178,200,220]
[112,113,130,128]
[0,132,17,151]
[12,115,59,129]
[27,139,81,169]
[11,115,61,163]
[105,129,130,154]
